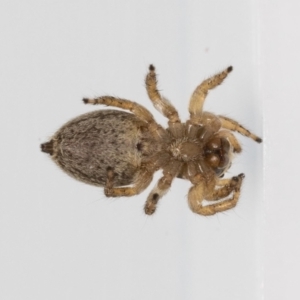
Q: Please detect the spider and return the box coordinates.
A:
[41,65,262,216]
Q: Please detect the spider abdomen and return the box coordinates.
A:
[43,110,156,187]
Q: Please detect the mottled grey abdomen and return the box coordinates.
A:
[51,110,143,187]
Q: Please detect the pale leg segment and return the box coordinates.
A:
[144,172,174,215]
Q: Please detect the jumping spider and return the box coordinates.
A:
[41,65,262,216]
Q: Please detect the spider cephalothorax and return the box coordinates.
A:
[41,65,262,216]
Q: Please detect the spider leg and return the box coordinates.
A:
[144,172,174,215]
[205,174,245,201]
[217,130,242,153]
[219,115,262,143]
[83,96,154,123]
[188,173,244,216]
[187,180,207,214]
[104,167,153,197]
[144,159,182,214]
[145,65,181,125]
[189,67,232,124]
[83,96,166,137]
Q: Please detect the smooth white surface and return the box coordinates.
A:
[0,1,265,299]
[260,1,300,300]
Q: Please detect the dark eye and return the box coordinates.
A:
[206,138,221,150]
[205,153,220,168]
[204,137,231,173]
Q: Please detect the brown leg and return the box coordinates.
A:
[145,65,181,125]
[217,130,242,153]
[83,96,154,123]
[104,168,153,197]
[189,67,232,124]
[83,96,166,138]
[205,174,245,201]
[188,173,244,216]
[219,115,262,143]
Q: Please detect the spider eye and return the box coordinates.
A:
[205,153,220,168]
[206,138,221,150]
[204,137,231,173]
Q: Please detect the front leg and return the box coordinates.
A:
[205,174,245,201]
[219,115,262,143]
[187,173,244,216]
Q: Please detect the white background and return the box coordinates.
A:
[0,0,298,299]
